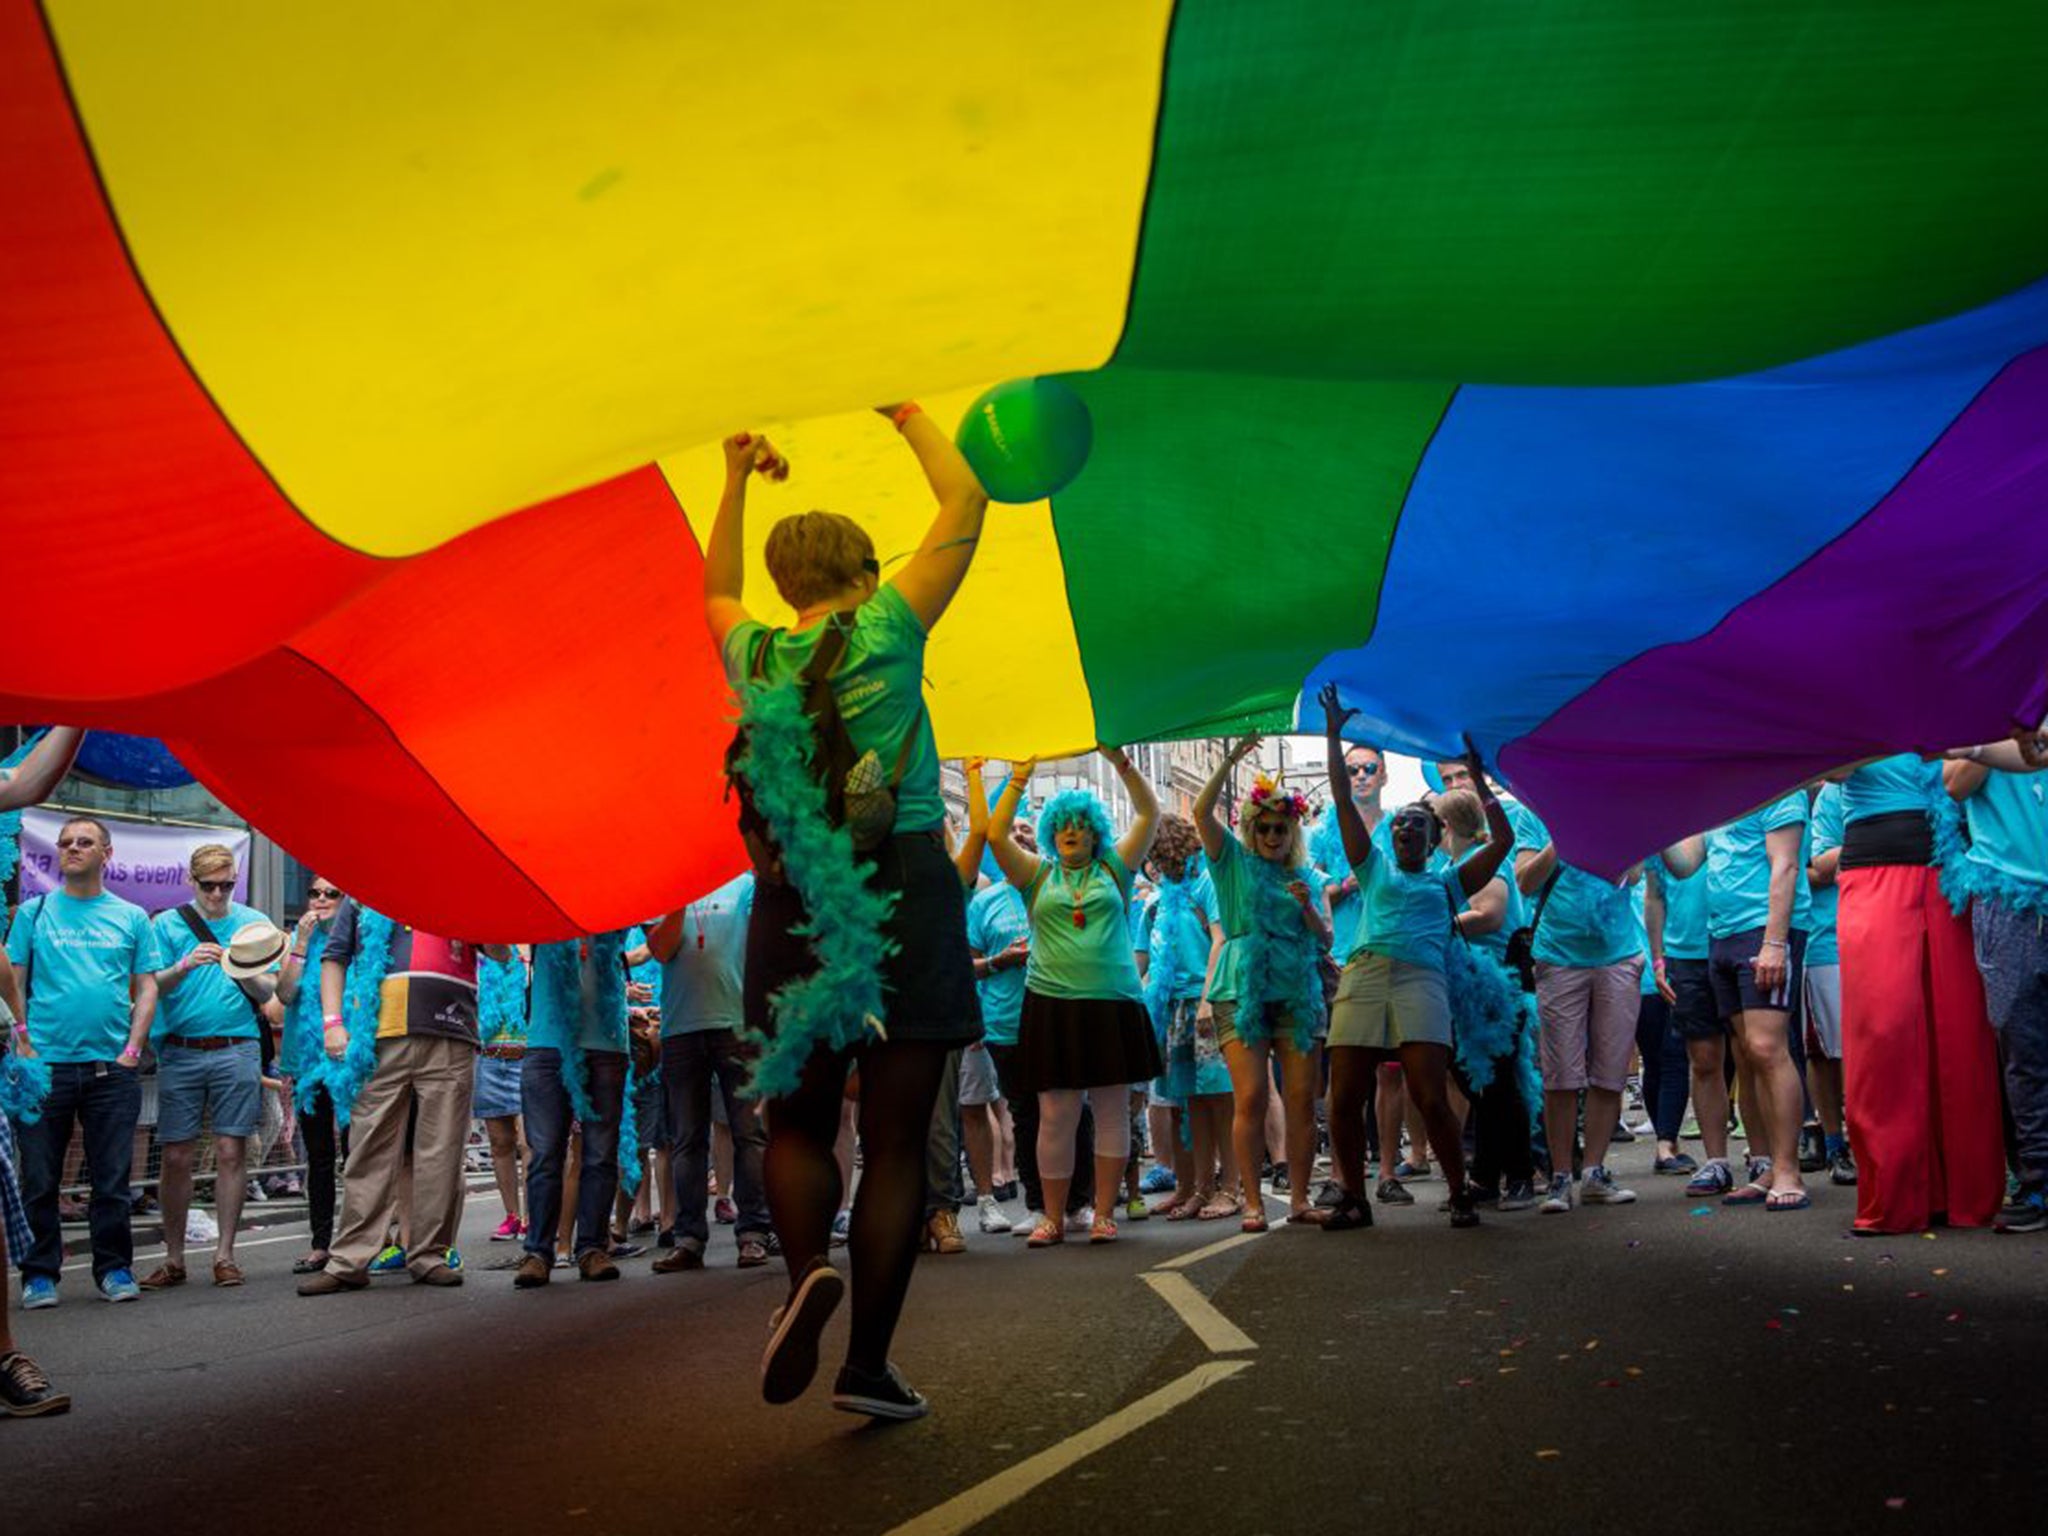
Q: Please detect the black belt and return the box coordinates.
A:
[165,1036,250,1052]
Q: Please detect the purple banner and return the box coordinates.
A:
[18,807,251,913]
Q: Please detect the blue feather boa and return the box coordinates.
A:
[1447,943,1541,1123]
[0,730,40,890]
[733,675,898,1098]
[1929,775,2048,920]
[318,907,396,1127]
[1233,854,1323,1053]
[477,952,529,1045]
[1143,874,1197,1043]
[534,933,628,1129]
[284,927,330,1111]
[0,1049,51,1125]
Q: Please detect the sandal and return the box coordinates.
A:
[1722,1180,1770,1206]
[212,1259,245,1288]
[1285,1206,1319,1225]
[1241,1210,1270,1234]
[1765,1188,1812,1212]
[1025,1216,1064,1248]
[1320,1196,1373,1232]
[1165,1196,1205,1222]
[1089,1215,1119,1244]
[1197,1192,1243,1222]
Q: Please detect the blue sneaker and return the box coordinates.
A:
[369,1244,407,1275]
[99,1269,142,1303]
[444,1247,463,1272]
[21,1277,58,1310]
[1996,1184,2048,1234]
[1139,1165,1176,1195]
[1685,1160,1735,1198]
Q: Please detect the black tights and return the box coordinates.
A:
[300,1087,341,1252]
[765,1040,952,1376]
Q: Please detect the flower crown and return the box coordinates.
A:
[1241,773,1310,823]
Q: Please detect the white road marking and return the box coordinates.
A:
[1153,1229,1262,1271]
[884,1360,1252,1536]
[61,1229,305,1276]
[1140,1270,1258,1355]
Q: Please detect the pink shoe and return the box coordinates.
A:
[489,1214,526,1242]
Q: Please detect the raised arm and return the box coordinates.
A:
[986,759,1042,890]
[953,758,991,889]
[1318,684,1374,868]
[701,431,787,649]
[1452,744,1515,897]
[884,405,992,632]
[1195,736,1260,860]
[0,727,84,811]
[1106,746,1160,870]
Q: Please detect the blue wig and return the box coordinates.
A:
[1037,789,1116,860]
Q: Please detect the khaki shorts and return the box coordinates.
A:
[1327,952,1451,1051]
[1212,1000,1315,1055]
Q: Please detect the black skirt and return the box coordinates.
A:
[744,830,982,1048]
[1011,990,1163,1093]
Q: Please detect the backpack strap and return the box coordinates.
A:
[176,903,269,1028]
[1528,866,1562,936]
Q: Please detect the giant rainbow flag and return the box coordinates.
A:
[5,1,2047,937]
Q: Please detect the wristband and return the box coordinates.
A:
[1758,939,1790,951]
[890,401,923,430]
[322,1014,345,1028]
[118,1044,140,1060]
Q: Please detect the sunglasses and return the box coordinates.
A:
[1349,763,1382,777]
[55,836,102,850]
[308,886,343,900]
[195,879,235,894]
[1253,821,1291,837]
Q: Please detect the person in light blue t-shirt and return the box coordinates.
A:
[1512,797,1644,1214]
[1320,688,1513,1232]
[1666,792,1813,1210]
[1804,782,1854,1185]
[1944,735,2048,1232]
[646,874,772,1269]
[142,843,278,1292]
[5,813,160,1305]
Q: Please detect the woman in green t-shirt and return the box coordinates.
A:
[701,404,989,1424]
[988,747,1160,1247]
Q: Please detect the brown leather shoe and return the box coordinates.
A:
[511,1253,551,1288]
[413,1262,463,1287]
[650,1245,704,1274]
[211,1260,244,1288]
[297,1270,369,1297]
[137,1263,186,1291]
[577,1249,620,1283]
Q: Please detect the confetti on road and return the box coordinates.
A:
[1907,1290,1930,1299]
[1689,1207,1713,1217]
[1536,1450,1561,1461]
[1886,1497,1908,1510]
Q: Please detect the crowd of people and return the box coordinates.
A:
[4,407,2046,1430]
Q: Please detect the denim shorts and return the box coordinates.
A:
[473,1053,524,1120]
[157,1040,262,1141]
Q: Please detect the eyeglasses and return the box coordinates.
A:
[308,886,343,900]
[55,836,101,850]
[195,879,235,894]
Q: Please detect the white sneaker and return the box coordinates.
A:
[1538,1174,1573,1214]
[1065,1206,1094,1234]
[1013,1209,1047,1237]
[976,1195,1013,1234]
[1582,1165,1638,1204]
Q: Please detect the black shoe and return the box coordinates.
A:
[656,1227,676,1250]
[1312,1179,1344,1210]
[0,1352,70,1418]
[1829,1148,1859,1187]
[1269,1163,1291,1194]
[993,1180,1020,1203]
[1996,1184,2048,1233]
[1448,1195,1481,1230]
[1798,1127,1827,1174]
[1376,1178,1414,1206]
[761,1260,845,1405]
[1319,1195,1372,1232]
[831,1361,929,1422]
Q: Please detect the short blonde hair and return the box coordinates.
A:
[764,511,876,610]
[189,843,236,880]
[1436,787,1485,842]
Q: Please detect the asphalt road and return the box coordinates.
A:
[5,1143,2045,1535]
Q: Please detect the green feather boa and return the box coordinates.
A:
[733,673,898,1098]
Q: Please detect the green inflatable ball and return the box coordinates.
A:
[954,377,1094,504]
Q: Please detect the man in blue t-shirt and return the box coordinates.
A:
[141,844,275,1292]
[1945,737,2048,1232]
[647,873,772,1272]
[5,815,161,1307]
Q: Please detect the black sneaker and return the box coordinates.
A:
[1269,1163,1291,1194]
[1376,1178,1414,1206]
[1996,1185,2048,1234]
[0,1352,71,1418]
[1798,1126,1827,1174]
[1313,1179,1344,1210]
[1829,1148,1859,1187]
[761,1260,845,1405]
[832,1361,929,1422]
[1448,1195,1481,1230]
